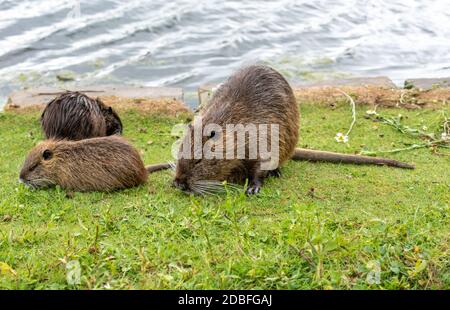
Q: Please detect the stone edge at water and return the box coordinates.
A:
[5,85,188,114]
[404,78,450,90]
[5,76,450,112]
[294,76,397,88]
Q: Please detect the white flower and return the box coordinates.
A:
[335,132,349,143]
[366,110,377,115]
[422,126,428,131]
[442,132,448,141]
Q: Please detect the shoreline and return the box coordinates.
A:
[1,76,449,113]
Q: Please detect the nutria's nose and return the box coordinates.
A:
[19,171,26,183]
[173,178,189,191]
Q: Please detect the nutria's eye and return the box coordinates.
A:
[42,149,53,160]
[108,107,113,113]
[207,130,221,142]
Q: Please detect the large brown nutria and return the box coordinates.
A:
[19,136,170,192]
[40,91,123,140]
[173,65,414,195]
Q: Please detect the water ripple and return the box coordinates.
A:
[0,0,449,108]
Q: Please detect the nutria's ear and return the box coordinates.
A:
[42,149,53,161]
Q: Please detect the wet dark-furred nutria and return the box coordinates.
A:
[173,65,414,195]
[19,136,170,192]
[41,91,123,140]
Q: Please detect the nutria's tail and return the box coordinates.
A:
[292,148,415,169]
[146,163,172,173]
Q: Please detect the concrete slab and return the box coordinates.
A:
[6,85,184,109]
[295,76,397,88]
[404,78,450,90]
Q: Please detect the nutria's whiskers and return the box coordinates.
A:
[22,177,54,189]
[31,177,54,188]
[192,180,241,195]
[190,181,221,195]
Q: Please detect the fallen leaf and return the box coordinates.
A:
[0,262,17,276]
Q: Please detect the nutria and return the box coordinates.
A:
[19,136,170,192]
[40,91,123,140]
[173,65,414,195]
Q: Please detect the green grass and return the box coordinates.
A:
[0,103,448,290]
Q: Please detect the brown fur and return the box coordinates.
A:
[174,65,298,194]
[40,91,123,140]
[174,65,414,195]
[19,136,166,192]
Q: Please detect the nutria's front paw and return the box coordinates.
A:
[246,181,262,195]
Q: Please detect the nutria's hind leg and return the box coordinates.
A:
[267,168,281,178]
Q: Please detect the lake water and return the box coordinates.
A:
[0,0,449,108]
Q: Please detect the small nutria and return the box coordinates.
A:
[19,136,170,192]
[41,91,123,140]
[173,65,414,195]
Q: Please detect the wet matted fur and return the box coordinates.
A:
[41,91,123,140]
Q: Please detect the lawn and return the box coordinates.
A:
[0,102,448,289]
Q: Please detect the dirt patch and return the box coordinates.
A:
[4,104,43,114]
[294,86,450,109]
